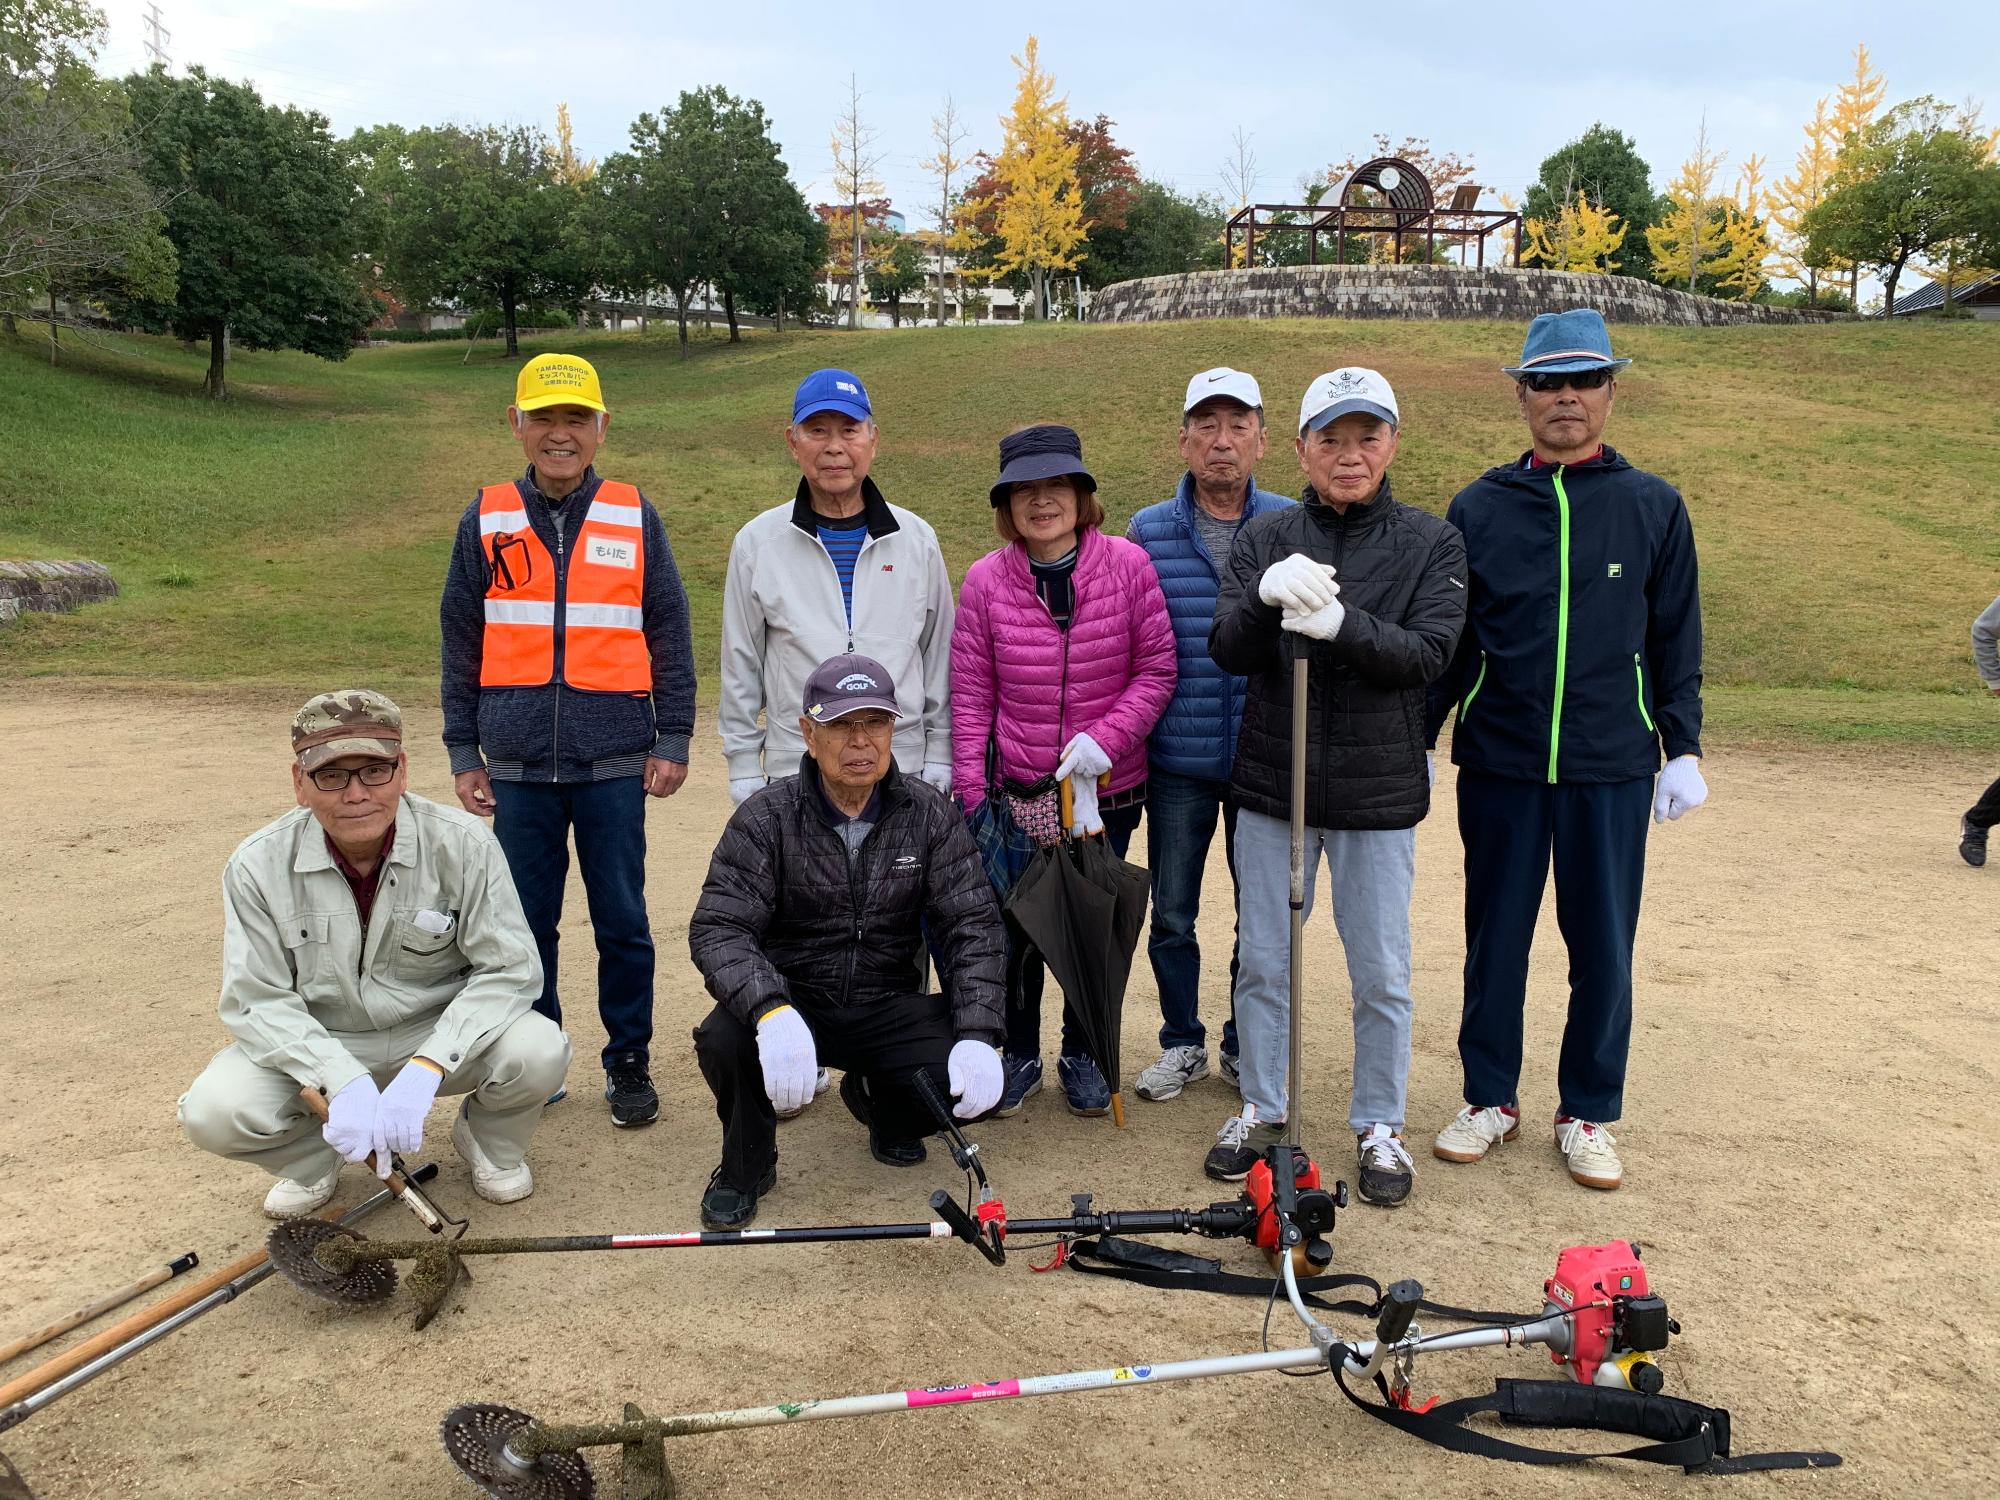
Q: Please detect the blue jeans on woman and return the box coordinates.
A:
[1003,800,1143,1059]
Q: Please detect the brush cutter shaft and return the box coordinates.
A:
[1337,1314,1572,1379]
[337,1220,963,1264]
[0,1253,198,1366]
[1287,655,1308,1146]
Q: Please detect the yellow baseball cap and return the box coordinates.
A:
[514,353,607,413]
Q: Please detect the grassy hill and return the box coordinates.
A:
[3,314,1996,747]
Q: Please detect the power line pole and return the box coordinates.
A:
[142,2,172,69]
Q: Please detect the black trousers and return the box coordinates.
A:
[693,990,955,1192]
[1456,769,1651,1122]
[1967,775,2000,831]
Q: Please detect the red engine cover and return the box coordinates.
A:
[1544,1240,1648,1383]
[1244,1152,1321,1253]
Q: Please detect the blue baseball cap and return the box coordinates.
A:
[792,368,872,424]
[1501,309,1632,377]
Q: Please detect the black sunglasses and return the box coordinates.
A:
[1519,368,1613,394]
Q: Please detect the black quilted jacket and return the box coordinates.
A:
[687,758,1006,1043]
[1210,480,1467,830]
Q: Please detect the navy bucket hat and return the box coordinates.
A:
[989,425,1097,507]
[1501,308,1633,377]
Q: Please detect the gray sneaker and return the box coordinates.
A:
[1219,1050,1240,1088]
[1135,1045,1209,1102]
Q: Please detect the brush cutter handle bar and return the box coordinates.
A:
[908,1069,991,1188]
[928,1192,1005,1264]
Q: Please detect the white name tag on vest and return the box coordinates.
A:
[588,537,636,570]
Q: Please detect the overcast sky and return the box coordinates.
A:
[94,2,1997,281]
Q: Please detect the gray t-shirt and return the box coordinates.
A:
[1132,501,1244,569]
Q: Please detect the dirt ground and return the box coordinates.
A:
[1,681,1995,1499]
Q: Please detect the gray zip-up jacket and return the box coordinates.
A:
[720,478,954,780]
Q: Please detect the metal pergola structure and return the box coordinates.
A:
[1223,158,1524,270]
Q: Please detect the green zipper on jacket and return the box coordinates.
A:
[1461,651,1488,719]
[1547,468,1573,783]
[1634,653,1655,732]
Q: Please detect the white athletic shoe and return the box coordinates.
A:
[262,1154,340,1220]
[776,1066,833,1121]
[452,1107,534,1204]
[1432,1104,1521,1164]
[1135,1046,1210,1102]
[1554,1117,1623,1190]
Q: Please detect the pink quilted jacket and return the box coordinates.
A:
[950,526,1177,806]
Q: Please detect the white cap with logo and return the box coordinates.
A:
[1183,367,1264,415]
[1298,368,1399,435]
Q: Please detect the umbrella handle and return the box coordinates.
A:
[1060,776,1073,832]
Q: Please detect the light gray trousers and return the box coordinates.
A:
[1232,809,1416,1134]
[178,1010,569,1180]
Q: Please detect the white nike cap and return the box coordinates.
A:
[1298,367,1399,435]
[1183,367,1264,415]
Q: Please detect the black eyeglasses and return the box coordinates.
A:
[308,760,399,792]
[1520,368,1613,393]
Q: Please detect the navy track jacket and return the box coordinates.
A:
[1424,447,1703,784]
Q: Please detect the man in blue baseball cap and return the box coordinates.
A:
[1425,309,1706,1193]
[717,371,958,1115]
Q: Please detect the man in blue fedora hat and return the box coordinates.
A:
[1424,309,1706,1192]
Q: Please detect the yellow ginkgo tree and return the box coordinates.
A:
[1522,189,1626,273]
[1769,96,1841,301]
[973,36,1086,319]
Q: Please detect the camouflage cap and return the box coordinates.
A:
[291,689,403,771]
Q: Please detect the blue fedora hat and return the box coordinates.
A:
[1501,308,1633,377]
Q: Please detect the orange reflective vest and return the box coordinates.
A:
[478,480,649,692]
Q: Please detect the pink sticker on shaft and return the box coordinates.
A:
[906,1382,1021,1408]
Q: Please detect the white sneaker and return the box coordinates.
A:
[1554,1117,1623,1190]
[1135,1045,1210,1101]
[451,1107,534,1204]
[262,1154,340,1220]
[1432,1104,1521,1164]
[776,1066,833,1121]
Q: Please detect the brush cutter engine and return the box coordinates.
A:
[1539,1239,1677,1390]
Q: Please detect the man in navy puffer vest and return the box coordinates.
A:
[1125,368,1293,1105]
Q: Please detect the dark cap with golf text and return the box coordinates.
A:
[291,689,403,771]
[802,654,901,723]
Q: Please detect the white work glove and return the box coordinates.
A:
[1258,552,1339,613]
[728,776,765,806]
[1280,593,1345,642]
[756,1006,819,1115]
[322,1073,381,1166]
[1055,732,1112,783]
[1653,755,1708,823]
[372,1061,442,1175]
[948,1039,1004,1119]
[920,762,953,795]
[1067,774,1104,837]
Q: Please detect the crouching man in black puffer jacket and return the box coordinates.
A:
[688,654,1007,1229]
[1205,369,1466,1209]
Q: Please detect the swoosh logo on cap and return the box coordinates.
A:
[1207,373,1227,382]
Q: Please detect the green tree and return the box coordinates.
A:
[114,67,372,397]
[694,87,820,341]
[1083,179,1224,284]
[1804,97,2000,314]
[1525,123,1659,280]
[865,232,925,325]
[590,92,722,353]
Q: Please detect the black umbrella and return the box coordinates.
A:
[1003,782,1150,1126]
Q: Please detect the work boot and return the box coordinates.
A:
[1134,1045,1209,1102]
[776,1066,833,1121]
[1203,1106,1282,1182]
[603,1052,659,1128]
[1356,1124,1414,1207]
[1432,1103,1520,1164]
[1057,1054,1112,1117]
[262,1153,340,1220]
[838,1072,928,1166]
[700,1160,778,1230]
[993,1054,1043,1117]
[452,1107,534,1204]
[1961,815,1989,868]
[1554,1116,1623,1190]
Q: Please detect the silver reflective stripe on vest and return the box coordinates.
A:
[585,500,642,528]
[484,599,556,624]
[564,603,644,630]
[479,508,531,535]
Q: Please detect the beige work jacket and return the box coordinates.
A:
[215,794,541,1096]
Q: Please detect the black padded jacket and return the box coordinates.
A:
[687,758,1006,1044]
[1210,479,1467,830]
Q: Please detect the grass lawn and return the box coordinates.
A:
[3,314,1997,748]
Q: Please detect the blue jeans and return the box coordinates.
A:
[1003,801,1142,1059]
[491,776,654,1069]
[1144,768,1241,1056]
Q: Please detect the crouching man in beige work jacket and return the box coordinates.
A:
[179,689,569,1219]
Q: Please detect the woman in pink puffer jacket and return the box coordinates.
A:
[950,423,1176,1118]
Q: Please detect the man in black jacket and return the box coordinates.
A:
[688,654,1007,1228]
[1207,369,1466,1207]
[1425,310,1706,1193]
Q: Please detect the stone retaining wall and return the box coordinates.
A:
[1093,265,1843,326]
[0,560,119,625]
